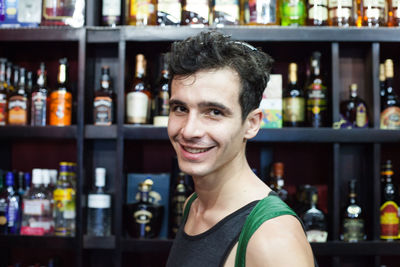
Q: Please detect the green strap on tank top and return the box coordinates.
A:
[182,192,198,223]
[234,194,297,267]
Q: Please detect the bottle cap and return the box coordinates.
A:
[273,162,284,177]
[24,172,31,188]
[49,169,58,185]
[384,59,394,78]
[95,168,106,187]
[42,169,50,185]
[350,83,358,92]
[5,172,14,187]
[32,168,43,185]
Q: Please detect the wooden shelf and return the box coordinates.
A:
[0,126,77,139]
[83,235,116,249]
[311,241,400,256]
[0,27,85,41]
[85,125,118,139]
[121,238,173,252]
[0,235,76,250]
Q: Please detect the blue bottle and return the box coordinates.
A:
[5,172,20,234]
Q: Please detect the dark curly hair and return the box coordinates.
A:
[168,31,274,121]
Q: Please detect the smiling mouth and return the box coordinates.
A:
[182,146,213,154]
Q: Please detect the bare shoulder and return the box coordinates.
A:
[246,215,314,267]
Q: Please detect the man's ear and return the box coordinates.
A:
[244,108,262,140]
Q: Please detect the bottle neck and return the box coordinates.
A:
[140,190,149,203]
[58,64,68,87]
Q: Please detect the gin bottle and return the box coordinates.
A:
[4,172,20,234]
[87,168,112,236]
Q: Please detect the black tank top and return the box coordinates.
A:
[166,199,259,267]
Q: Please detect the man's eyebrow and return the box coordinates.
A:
[169,99,186,106]
[198,101,233,115]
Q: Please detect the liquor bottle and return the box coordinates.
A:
[157,0,182,25]
[102,0,121,26]
[126,0,157,25]
[379,63,386,110]
[8,67,28,125]
[126,54,152,124]
[31,62,48,126]
[283,63,305,127]
[380,160,399,240]
[3,172,20,234]
[49,58,72,126]
[20,169,54,236]
[53,162,76,237]
[126,179,164,238]
[280,0,307,25]
[26,71,33,96]
[12,66,19,92]
[94,66,115,126]
[362,0,385,26]
[211,0,240,26]
[306,51,328,127]
[87,168,112,236]
[153,54,170,127]
[17,171,25,197]
[0,58,8,125]
[269,162,288,201]
[41,0,85,27]
[307,0,328,25]
[339,83,369,128]
[181,0,210,25]
[327,0,354,26]
[0,170,6,234]
[341,180,366,242]
[301,186,328,242]
[387,0,400,26]
[170,172,191,238]
[380,59,400,129]
[241,0,280,25]
[5,62,14,94]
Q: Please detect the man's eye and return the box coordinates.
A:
[172,105,187,113]
[209,109,223,116]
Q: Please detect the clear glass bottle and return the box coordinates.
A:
[20,169,54,236]
[280,0,307,25]
[211,0,240,26]
[31,62,48,126]
[87,168,112,236]
[362,0,385,26]
[157,0,182,25]
[307,0,328,25]
[283,63,305,127]
[339,83,369,128]
[8,67,28,125]
[102,0,121,26]
[328,0,354,26]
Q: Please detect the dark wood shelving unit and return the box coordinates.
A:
[83,235,116,249]
[0,236,76,249]
[0,126,78,139]
[85,125,118,139]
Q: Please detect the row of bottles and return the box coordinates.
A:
[0,162,77,237]
[0,58,73,126]
[100,0,400,27]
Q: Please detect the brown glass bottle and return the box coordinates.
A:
[31,62,48,126]
[379,63,386,110]
[181,0,210,25]
[380,59,400,129]
[127,0,157,25]
[339,83,369,128]
[270,162,288,202]
[94,66,115,126]
[306,51,328,128]
[362,0,385,26]
[170,172,191,238]
[8,67,28,125]
[307,0,328,25]
[211,0,240,26]
[283,63,305,127]
[126,54,152,124]
[0,59,8,125]
[387,0,400,26]
[328,0,354,26]
[153,54,170,127]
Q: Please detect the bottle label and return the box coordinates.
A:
[49,90,72,126]
[102,0,121,16]
[343,218,365,242]
[380,106,400,129]
[94,96,113,125]
[157,0,181,24]
[214,0,239,23]
[247,0,277,24]
[54,188,76,219]
[88,194,111,209]
[356,103,368,127]
[8,95,27,125]
[305,229,328,242]
[185,0,210,22]
[328,0,352,8]
[54,188,74,201]
[17,0,42,23]
[130,0,156,20]
[282,0,306,20]
[308,2,328,20]
[283,98,305,122]
[363,0,385,7]
[126,91,149,124]
[31,91,47,126]
[0,94,7,125]
[134,209,153,224]
[23,199,51,215]
[380,201,399,239]
[6,201,19,230]
[20,220,53,236]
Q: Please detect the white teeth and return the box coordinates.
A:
[184,147,210,153]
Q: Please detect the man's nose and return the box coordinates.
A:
[181,113,204,139]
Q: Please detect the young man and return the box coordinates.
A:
[166,31,315,267]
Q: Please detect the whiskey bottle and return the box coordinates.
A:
[20,169,54,236]
[0,58,8,125]
[283,63,305,127]
[49,58,72,126]
[269,162,288,202]
[87,168,112,236]
[94,66,115,126]
[339,83,369,128]
[3,172,20,234]
[362,0,385,26]
[380,160,399,240]
[53,162,76,237]
[241,0,280,25]
[280,0,307,25]
[153,54,170,127]
[211,0,240,26]
[341,180,366,242]
[157,0,182,25]
[127,0,157,25]
[379,63,386,110]
[181,0,210,25]
[8,67,28,125]
[170,172,191,238]
[31,62,48,126]
[306,51,328,127]
[380,59,400,129]
[301,186,328,242]
[387,0,400,26]
[102,0,121,26]
[126,54,152,124]
[125,179,164,238]
[328,0,354,26]
[307,0,328,25]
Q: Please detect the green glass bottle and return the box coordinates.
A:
[280,0,307,26]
